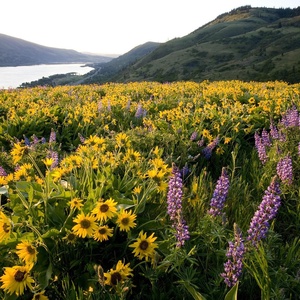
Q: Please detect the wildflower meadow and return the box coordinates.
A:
[0,80,299,299]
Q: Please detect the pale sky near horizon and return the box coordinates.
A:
[1,0,299,55]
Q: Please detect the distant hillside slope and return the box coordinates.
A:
[82,42,160,84]
[0,34,112,66]
[110,6,300,83]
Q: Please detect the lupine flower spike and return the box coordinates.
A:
[247,176,281,247]
[208,167,230,217]
[254,131,268,164]
[167,165,190,247]
[202,136,220,159]
[276,155,293,185]
[221,223,245,287]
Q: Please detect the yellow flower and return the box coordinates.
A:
[92,198,118,222]
[93,225,114,242]
[68,198,84,210]
[224,137,232,144]
[157,181,168,193]
[10,143,26,165]
[0,265,34,296]
[0,211,12,242]
[16,241,38,265]
[129,231,158,261]
[147,169,158,179]
[42,158,54,167]
[34,176,44,185]
[32,290,49,300]
[133,186,142,195]
[152,146,161,157]
[84,135,106,151]
[115,132,130,148]
[123,148,141,163]
[116,210,137,232]
[72,213,97,238]
[104,260,133,286]
[14,164,33,181]
[50,169,64,182]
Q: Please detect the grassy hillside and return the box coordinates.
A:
[0,33,112,66]
[111,6,300,83]
[81,42,160,84]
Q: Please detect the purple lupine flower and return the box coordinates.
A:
[261,129,271,147]
[276,155,293,185]
[23,135,30,146]
[48,150,59,169]
[281,105,299,127]
[197,137,205,147]
[269,122,279,140]
[202,136,220,159]
[167,166,183,220]
[31,134,40,146]
[221,224,245,287]
[208,167,230,217]
[49,129,56,143]
[180,165,190,178]
[247,177,281,247]
[167,165,190,247]
[174,219,190,248]
[135,104,144,118]
[190,131,198,141]
[0,166,7,176]
[41,137,46,144]
[78,133,85,144]
[254,131,268,164]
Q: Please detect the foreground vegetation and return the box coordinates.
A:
[0,80,299,299]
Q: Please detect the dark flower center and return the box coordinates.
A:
[3,223,10,233]
[14,270,26,282]
[111,272,122,285]
[67,233,76,241]
[121,217,129,225]
[139,240,149,250]
[27,245,35,255]
[99,228,107,235]
[80,219,91,229]
[100,204,109,213]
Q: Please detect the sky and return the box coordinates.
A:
[1,0,299,56]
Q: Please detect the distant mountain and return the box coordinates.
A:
[106,6,300,84]
[0,33,112,66]
[81,42,160,84]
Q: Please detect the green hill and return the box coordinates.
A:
[106,6,300,83]
[82,42,160,84]
[0,33,112,66]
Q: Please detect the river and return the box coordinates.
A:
[0,63,94,89]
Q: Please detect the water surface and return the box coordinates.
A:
[0,64,94,89]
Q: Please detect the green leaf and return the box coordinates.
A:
[179,280,206,300]
[38,262,53,290]
[4,293,18,300]
[225,281,239,300]
[42,228,60,239]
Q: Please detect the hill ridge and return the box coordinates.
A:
[0,33,112,67]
